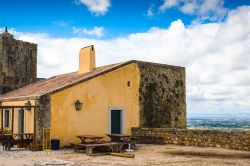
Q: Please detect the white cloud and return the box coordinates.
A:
[75,0,110,15]
[159,0,228,21]
[146,6,154,18]
[73,26,105,37]
[15,6,250,116]
[159,0,180,11]
[147,8,154,17]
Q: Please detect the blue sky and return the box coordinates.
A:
[1,0,249,38]
[1,0,250,117]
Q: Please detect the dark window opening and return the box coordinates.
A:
[18,109,25,133]
[4,110,10,128]
[127,81,130,87]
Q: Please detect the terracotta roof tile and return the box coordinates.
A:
[0,60,184,102]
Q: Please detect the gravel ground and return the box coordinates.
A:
[0,147,73,158]
[0,144,249,166]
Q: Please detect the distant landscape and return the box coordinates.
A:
[187,117,250,129]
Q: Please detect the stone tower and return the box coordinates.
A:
[0,27,37,94]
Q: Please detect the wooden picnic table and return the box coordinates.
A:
[2,133,34,151]
[106,134,132,142]
[106,134,136,151]
[76,135,104,144]
[85,142,120,156]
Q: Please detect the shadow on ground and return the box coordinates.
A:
[165,151,250,159]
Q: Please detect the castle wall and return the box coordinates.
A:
[0,33,37,94]
[132,127,250,151]
[137,62,186,128]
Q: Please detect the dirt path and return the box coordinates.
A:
[0,144,249,166]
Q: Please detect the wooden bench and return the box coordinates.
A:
[70,143,87,152]
[118,142,136,151]
[2,133,33,151]
[70,142,107,152]
[85,142,120,156]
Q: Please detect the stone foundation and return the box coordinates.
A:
[132,127,250,151]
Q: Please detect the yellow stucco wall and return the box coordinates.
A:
[50,63,140,146]
[0,100,35,134]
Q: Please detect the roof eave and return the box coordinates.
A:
[0,60,185,102]
[0,96,40,102]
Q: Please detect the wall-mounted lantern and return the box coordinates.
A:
[75,100,83,111]
[25,101,32,111]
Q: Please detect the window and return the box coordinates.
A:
[4,110,10,128]
[127,81,131,87]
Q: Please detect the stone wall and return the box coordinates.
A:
[35,95,51,144]
[137,62,186,128]
[132,127,250,151]
[0,31,37,94]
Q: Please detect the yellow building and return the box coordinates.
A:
[0,45,186,146]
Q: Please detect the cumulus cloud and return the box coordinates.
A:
[159,0,228,21]
[75,0,110,15]
[16,6,250,116]
[73,26,105,37]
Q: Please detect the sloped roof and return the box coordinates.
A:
[0,60,184,102]
[0,61,133,101]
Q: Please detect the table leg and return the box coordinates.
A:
[81,138,86,144]
[86,147,93,156]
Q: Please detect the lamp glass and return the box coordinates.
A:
[75,100,82,111]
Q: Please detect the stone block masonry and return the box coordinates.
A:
[132,127,250,151]
[137,62,186,128]
[34,95,51,144]
[0,29,37,94]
